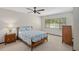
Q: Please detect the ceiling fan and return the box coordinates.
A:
[26,7,45,14]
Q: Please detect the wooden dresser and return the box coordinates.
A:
[5,33,16,44]
[62,26,73,46]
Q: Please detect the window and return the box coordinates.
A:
[45,17,66,28]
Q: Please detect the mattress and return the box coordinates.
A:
[19,30,48,45]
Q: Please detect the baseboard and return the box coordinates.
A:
[48,33,62,37]
[0,42,4,44]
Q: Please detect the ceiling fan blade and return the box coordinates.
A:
[26,8,33,11]
[37,9,45,11]
[36,11,40,14]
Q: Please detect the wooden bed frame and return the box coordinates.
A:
[17,27,48,51]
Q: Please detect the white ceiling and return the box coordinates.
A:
[2,7,73,16]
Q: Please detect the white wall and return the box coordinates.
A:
[0,8,41,30]
[41,12,73,35]
[0,8,41,43]
[73,8,79,50]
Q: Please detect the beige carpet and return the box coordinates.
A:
[0,35,72,51]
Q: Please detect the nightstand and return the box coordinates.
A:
[5,33,16,44]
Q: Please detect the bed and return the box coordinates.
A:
[17,26,48,50]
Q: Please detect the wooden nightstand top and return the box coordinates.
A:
[6,33,16,35]
[5,33,16,35]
